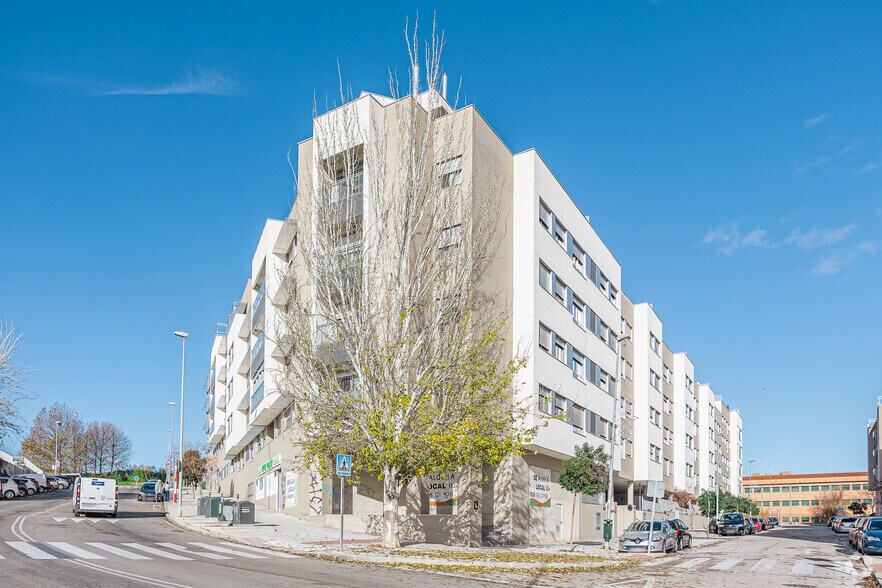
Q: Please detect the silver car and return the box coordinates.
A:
[619,520,678,553]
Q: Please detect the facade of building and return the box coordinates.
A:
[203,86,744,545]
[743,472,872,524]
[867,401,882,514]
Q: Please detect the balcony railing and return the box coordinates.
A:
[251,334,265,372]
[251,284,266,330]
[251,383,265,411]
[331,172,364,202]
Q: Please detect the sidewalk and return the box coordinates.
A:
[165,492,381,553]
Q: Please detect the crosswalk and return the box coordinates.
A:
[0,541,273,562]
[653,554,864,579]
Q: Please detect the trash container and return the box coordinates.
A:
[207,497,222,519]
[197,497,208,516]
[219,499,237,523]
[232,501,255,525]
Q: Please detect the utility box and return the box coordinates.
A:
[197,497,208,516]
[207,497,222,518]
[232,500,255,525]
[219,499,237,522]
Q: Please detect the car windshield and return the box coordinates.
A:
[627,521,663,532]
[868,520,882,531]
[142,482,156,490]
[841,518,856,523]
[722,514,743,522]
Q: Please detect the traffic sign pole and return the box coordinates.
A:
[339,476,344,552]
[336,454,351,552]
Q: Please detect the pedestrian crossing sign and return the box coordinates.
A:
[336,454,351,477]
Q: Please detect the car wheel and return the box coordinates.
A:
[137,496,142,502]
[26,488,35,496]
[4,490,14,500]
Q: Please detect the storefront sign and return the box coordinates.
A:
[530,466,552,508]
[259,453,282,475]
[425,472,458,507]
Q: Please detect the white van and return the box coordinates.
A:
[17,473,50,493]
[72,477,118,517]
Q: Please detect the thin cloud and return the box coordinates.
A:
[785,224,857,251]
[803,113,829,129]
[810,241,876,276]
[702,223,773,255]
[858,162,882,175]
[791,141,860,175]
[96,69,241,96]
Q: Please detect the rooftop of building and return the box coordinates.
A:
[743,471,867,483]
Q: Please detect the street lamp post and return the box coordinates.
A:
[603,331,631,550]
[174,331,189,518]
[54,420,61,475]
[167,402,176,484]
[748,459,756,515]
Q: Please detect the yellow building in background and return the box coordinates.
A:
[742,472,872,524]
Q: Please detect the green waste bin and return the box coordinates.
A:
[603,520,613,542]
[207,497,222,518]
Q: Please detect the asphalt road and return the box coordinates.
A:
[0,487,492,588]
[594,523,869,588]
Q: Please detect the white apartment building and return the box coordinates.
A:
[203,84,744,545]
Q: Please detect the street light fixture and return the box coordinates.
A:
[603,331,631,549]
[54,420,62,475]
[174,331,188,517]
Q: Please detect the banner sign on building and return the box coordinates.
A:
[530,466,552,508]
[425,472,458,507]
[259,453,282,475]
[284,470,298,508]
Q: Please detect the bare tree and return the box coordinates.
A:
[20,403,86,472]
[0,323,32,442]
[278,15,533,548]
[83,421,114,474]
[811,489,844,521]
[106,424,134,471]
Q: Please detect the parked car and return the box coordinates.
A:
[619,520,678,553]
[12,477,38,496]
[16,473,51,493]
[767,517,777,528]
[850,517,869,548]
[0,477,19,499]
[49,476,70,489]
[747,517,762,533]
[743,518,756,534]
[836,517,857,534]
[717,512,745,536]
[828,516,837,527]
[667,518,693,549]
[860,518,882,554]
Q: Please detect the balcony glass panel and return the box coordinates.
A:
[251,333,265,371]
[251,383,265,411]
[252,284,266,329]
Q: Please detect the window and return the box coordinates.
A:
[772,501,780,507]
[782,500,790,506]
[650,370,660,390]
[572,296,585,327]
[663,427,673,445]
[686,463,693,477]
[664,459,672,476]
[802,486,810,492]
[553,394,568,419]
[801,500,809,506]
[539,200,551,230]
[553,336,567,363]
[539,262,552,293]
[663,365,672,383]
[438,224,462,255]
[538,386,552,414]
[622,359,633,380]
[572,242,586,273]
[650,445,661,463]
[853,484,862,491]
[650,333,660,354]
[571,350,586,381]
[436,156,462,188]
[781,486,790,492]
[649,407,660,427]
[830,485,839,490]
[553,276,567,304]
[539,324,552,351]
[772,487,780,493]
[686,434,694,449]
[554,219,567,248]
[685,375,693,392]
[820,485,829,491]
[686,405,694,422]
[572,404,585,435]
[586,410,611,440]
[663,395,671,414]
[811,500,819,506]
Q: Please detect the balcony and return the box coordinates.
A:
[208,421,225,444]
[236,349,251,376]
[217,365,227,384]
[250,385,289,427]
[251,334,265,373]
[251,284,266,333]
[250,383,265,412]
[217,393,227,410]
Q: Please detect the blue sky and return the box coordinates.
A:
[1,2,880,475]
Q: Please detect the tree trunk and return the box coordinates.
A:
[569,492,577,550]
[382,469,402,548]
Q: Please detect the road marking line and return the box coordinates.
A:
[46,542,106,560]
[70,560,194,588]
[188,542,267,558]
[639,557,669,567]
[835,561,856,576]
[6,541,57,559]
[710,558,742,570]
[228,543,298,558]
[750,559,777,572]
[86,543,152,560]
[122,543,192,560]
[791,560,813,576]
[52,517,68,523]
[157,543,231,560]
[674,557,708,569]
[72,518,87,523]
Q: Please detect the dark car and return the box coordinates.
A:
[768,517,779,527]
[718,512,745,536]
[860,518,882,554]
[667,518,693,549]
[137,480,163,502]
